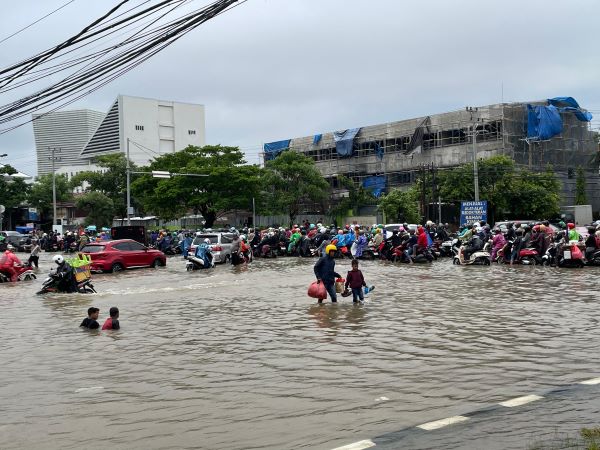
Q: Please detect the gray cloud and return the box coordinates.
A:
[1,0,598,172]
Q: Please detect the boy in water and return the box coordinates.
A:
[101,307,120,330]
[80,307,100,329]
[345,259,367,303]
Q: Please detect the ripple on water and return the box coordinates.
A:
[0,254,599,449]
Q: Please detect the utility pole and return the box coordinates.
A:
[252,197,256,229]
[473,125,479,201]
[466,106,480,202]
[126,138,131,225]
[49,147,61,230]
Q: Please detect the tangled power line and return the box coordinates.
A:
[0,0,244,135]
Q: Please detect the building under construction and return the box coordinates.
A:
[263,97,599,217]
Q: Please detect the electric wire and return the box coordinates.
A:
[0,0,77,46]
[0,0,243,134]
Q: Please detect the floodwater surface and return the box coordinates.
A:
[0,253,599,449]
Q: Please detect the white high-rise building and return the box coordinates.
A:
[80,95,205,166]
[32,109,105,176]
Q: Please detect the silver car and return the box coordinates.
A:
[190,232,235,264]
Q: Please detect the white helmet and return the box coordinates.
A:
[204,238,211,244]
[319,226,326,233]
[53,255,65,265]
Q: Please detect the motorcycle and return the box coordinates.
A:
[453,243,491,265]
[437,239,455,257]
[518,247,543,265]
[37,271,96,294]
[557,241,585,268]
[186,254,214,271]
[0,262,37,282]
[585,248,600,266]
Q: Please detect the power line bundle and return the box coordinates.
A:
[0,0,242,134]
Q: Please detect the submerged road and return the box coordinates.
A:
[0,253,598,449]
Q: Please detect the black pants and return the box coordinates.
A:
[231,252,241,265]
[28,255,39,268]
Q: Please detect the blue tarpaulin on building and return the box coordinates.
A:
[362,175,386,198]
[313,134,322,145]
[333,128,360,158]
[548,97,593,122]
[527,104,563,140]
[264,140,291,161]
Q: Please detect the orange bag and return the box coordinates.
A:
[308,281,327,299]
[571,244,583,260]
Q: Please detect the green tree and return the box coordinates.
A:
[0,165,30,229]
[70,154,133,218]
[437,155,515,224]
[509,165,561,218]
[262,151,329,225]
[575,166,587,205]
[378,187,420,223]
[28,174,72,223]
[132,145,263,228]
[75,192,115,228]
[327,175,375,218]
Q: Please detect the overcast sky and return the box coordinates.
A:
[0,0,598,175]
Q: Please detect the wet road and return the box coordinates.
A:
[0,253,599,449]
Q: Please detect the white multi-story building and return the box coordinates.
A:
[32,109,106,176]
[80,95,205,166]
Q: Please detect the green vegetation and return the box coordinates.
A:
[575,166,587,205]
[378,187,420,223]
[27,173,72,222]
[70,154,134,218]
[75,191,114,228]
[327,175,375,219]
[261,150,329,225]
[434,156,561,223]
[132,145,262,228]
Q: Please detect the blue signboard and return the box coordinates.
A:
[460,201,487,226]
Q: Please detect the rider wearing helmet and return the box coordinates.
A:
[0,247,23,282]
[313,244,341,303]
[53,254,77,293]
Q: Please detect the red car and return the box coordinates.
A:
[80,239,167,273]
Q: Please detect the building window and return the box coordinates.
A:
[188,130,196,135]
[135,125,144,131]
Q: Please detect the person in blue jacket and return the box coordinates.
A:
[313,244,341,304]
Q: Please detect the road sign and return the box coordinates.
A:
[460,201,487,226]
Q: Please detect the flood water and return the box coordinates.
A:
[1,253,599,449]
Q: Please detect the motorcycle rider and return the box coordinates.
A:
[0,246,23,282]
[463,226,483,261]
[194,238,214,268]
[505,222,516,242]
[52,255,77,293]
[584,226,598,260]
[490,228,506,261]
[230,233,242,265]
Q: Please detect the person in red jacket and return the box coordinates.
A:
[102,307,120,330]
[0,247,23,282]
[413,226,428,257]
[345,259,367,303]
